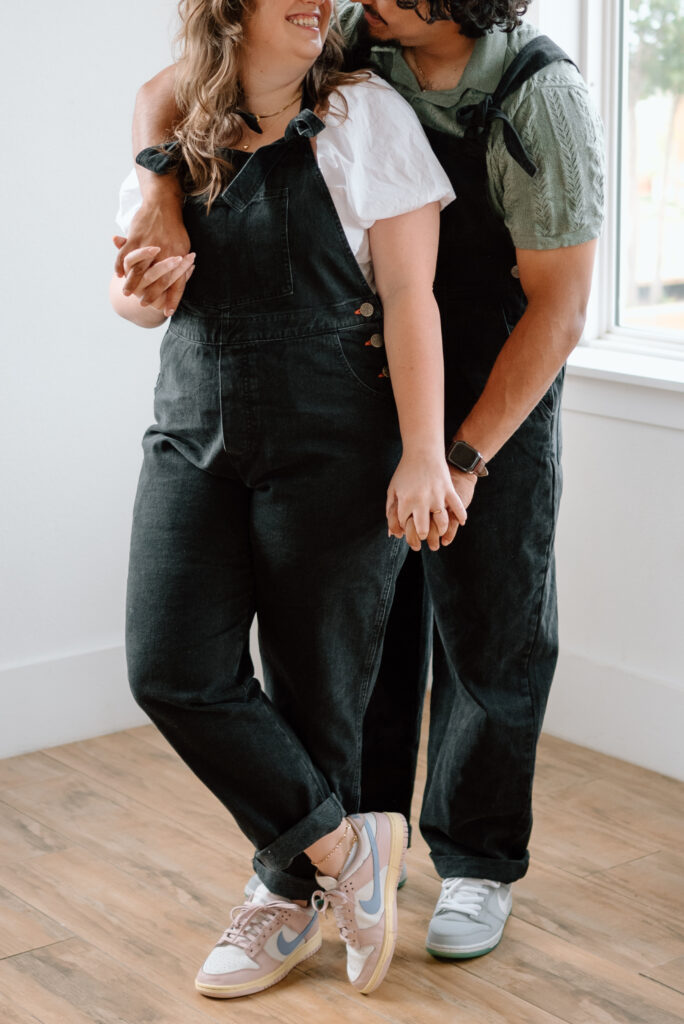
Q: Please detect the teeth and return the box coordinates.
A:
[288,16,319,28]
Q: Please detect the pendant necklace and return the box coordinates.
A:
[238,91,302,150]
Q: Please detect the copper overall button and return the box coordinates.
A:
[358,302,374,317]
[380,364,390,378]
[369,333,384,348]
[510,265,520,278]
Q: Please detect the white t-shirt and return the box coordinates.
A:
[116,73,455,290]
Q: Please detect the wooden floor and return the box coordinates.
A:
[0,715,683,1024]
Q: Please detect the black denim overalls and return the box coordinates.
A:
[125,108,404,899]
[364,37,575,883]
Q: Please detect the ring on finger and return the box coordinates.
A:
[430,508,445,516]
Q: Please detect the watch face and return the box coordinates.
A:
[448,441,479,471]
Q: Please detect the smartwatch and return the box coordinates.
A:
[446,439,489,478]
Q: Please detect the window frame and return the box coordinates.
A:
[577,0,684,362]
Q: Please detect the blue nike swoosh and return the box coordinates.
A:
[359,819,382,915]
[276,914,317,957]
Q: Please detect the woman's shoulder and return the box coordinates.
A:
[326,72,420,128]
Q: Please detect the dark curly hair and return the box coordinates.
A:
[395,1,532,37]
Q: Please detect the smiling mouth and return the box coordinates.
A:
[362,6,387,24]
[286,14,321,30]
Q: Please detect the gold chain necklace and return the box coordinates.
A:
[409,48,432,92]
[240,91,302,150]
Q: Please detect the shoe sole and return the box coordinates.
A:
[426,922,506,960]
[356,811,409,995]
[195,932,322,998]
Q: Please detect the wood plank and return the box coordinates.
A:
[535,733,602,796]
[301,913,568,1024]
[0,798,71,866]
[0,751,69,791]
[0,990,44,1024]
[124,723,164,747]
[458,915,684,1024]
[44,731,244,850]
[642,957,684,996]
[556,776,684,851]
[0,885,71,959]
[0,848,279,1024]
[514,862,684,971]
[0,937,232,1024]
[590,850,684,925]
[1,772,255,919]
[530,793,659,876]
[538,735,683,800]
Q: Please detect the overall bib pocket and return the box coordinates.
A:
[183,188,293,308]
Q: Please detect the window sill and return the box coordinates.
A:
[563,344,684,431]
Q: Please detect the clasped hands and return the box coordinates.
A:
[113,199,193,316]
[386,454,476,552]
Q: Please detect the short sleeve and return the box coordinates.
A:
[114,143,182,235]
[318,75,455,228]
[487,76,605,250]
[115,168,142,236]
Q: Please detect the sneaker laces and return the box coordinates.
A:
[311,887,355,942]
[218,898,297,950]
[436,878,500,919]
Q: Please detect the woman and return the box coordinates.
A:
[111,0,463,1000]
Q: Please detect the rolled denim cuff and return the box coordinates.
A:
[253,860,318,902]
[254,794,346,877]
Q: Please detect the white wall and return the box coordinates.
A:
[0,2,179,751]
[1,1,682,780]
[532,0,684,779]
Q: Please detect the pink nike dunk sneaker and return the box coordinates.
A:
[195,883,321,998]
[313,811,408,994]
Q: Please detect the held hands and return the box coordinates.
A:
[386,453,468,552]
[114,198,191,315]
[113,238,196,317]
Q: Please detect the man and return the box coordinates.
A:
[116,0,603,961]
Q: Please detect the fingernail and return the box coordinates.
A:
[122,289,131,297]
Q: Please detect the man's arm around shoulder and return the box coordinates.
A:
[114,64,189,313]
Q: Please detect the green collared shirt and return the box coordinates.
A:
[336,3,604,250]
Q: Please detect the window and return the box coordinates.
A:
[617,0,684,342]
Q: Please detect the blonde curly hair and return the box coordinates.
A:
[172,0,366,207]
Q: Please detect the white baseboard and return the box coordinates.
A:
[543,649,684,781]
[2,645,681,783]
[0,646,148,760]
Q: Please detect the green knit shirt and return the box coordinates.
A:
[336,2,604,250]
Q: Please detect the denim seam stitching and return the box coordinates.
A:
[351,539,403,809]
[519,451,559,813]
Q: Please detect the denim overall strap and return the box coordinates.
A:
[455,36,575,177]
[220,109,325,210]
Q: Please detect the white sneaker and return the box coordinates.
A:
[195,884,321,998]
[312,811,408,994]
[425,877,512,959]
